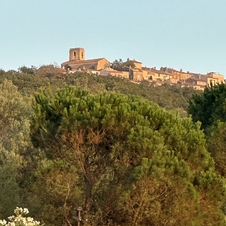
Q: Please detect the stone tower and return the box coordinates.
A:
[69,47,85,61]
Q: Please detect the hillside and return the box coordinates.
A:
[1,67,226,225]
[0,67,201,116]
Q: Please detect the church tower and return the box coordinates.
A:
[69,47,85,61]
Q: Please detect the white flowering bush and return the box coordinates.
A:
[0,207,43,226]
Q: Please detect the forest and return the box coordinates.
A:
[1,65,226,226]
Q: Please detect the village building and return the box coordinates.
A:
[61,47,110,72]
[184,74,207,90]
[149,67,171,83]
[61,47,225,89]
[129,68,144,81]
[171,69,191,81]
[206,72,225,85]
[126,59,143,81]
[99,67,129,78]
[183,72,225,90]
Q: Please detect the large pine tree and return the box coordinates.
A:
[30,86,226,225]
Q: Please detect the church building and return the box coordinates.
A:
[61,47,110,71]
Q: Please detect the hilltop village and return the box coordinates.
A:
[2,48,226,225]
[61,47,225,90]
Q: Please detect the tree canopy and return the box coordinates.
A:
[29,86,226,225]
[1,67,226,225]
[0,80,32,218]
[110,58,135,71]
[188,83,226,131]
[0,67,199,114]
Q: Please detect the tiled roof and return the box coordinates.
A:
[62,58,108,66]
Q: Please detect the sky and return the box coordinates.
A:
[1,0,226,76]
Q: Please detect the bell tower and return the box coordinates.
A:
[69,47,85,61]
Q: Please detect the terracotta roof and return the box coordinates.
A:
[62,58,108,66]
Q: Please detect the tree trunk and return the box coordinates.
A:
[85,178,93,212]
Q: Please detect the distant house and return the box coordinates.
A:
[61,47,110,71]
[163,68,191,84]
[129,68,144,81]
[149,68,171,82]
[129,60,157,82]
[185,78,206,90]
[184,72,225,90]
[206,72,224,86]
[99,67,129,78]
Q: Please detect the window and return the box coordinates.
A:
[210,80,215,85]
[81,52,84,59]
[74,52,76,57]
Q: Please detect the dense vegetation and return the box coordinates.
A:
[1,66,226,225]
[189,83,226,179]
[0,65,200,115]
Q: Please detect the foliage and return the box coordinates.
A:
[30,86,225,225]
[18,66,37,75]
[65,72,199,115]
[207,121,226,177]
[36,64,65,79]
[114,156,221,226]
[30,158,83,226]
[188,83,226,131]
[0,80,34,219]
[0,69,5,76]
[0,147,21,219]
[0,79,31,153]
[0,65,67,95]
[2,67,226,225]
[0,67,199,114]
[188,83,226,202]
[110,58,135,71]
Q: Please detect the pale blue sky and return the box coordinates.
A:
[1,0,226,76]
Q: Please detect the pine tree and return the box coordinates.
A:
[30,86,226,225]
